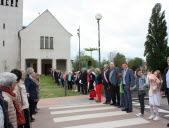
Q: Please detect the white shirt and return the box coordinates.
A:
[123,68,128,84]
[166,69,169,88]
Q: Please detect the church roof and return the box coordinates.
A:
[21,9,72,36]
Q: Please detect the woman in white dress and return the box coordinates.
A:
[147,70,162,121]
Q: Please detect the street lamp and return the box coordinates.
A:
[77,26,81,71]
[95,13,102,68]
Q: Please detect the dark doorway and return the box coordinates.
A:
[42,59,52,75]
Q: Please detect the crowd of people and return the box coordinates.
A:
[50,57,169,127]
[1,57,169,127]
[0,68,40,128]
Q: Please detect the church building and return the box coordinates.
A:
[0,0,72,75]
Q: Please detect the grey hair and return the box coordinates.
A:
[104,64,109,68]
[88,69,93,73]
[167,57,169,59]
[110,62,114,65]
[27,67,34,74]
[0,72,17,87]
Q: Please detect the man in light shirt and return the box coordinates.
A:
[161,57,169,127]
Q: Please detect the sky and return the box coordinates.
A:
[23,0,169,61]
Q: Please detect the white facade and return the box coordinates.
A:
[0,1,72,74]
[20,10,72,74]
[0,0,23,72]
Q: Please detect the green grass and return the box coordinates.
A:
[39,76,81,99]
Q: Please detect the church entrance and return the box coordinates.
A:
[42,59,52,75]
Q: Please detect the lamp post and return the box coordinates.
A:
[95,14,102,68]
[77,26,81,71]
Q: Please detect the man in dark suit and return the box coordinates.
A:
[81,68,88,95]
[103,64,111,104]
[121,62,134,113]
[161,57,169,127]
[54,70,59,85]
[25,67,38,122]
[109,62,120,106]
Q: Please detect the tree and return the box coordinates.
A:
[72,51,98,71]
[113,53,126,70]
[144,3,169,73]
[128,57,143,71]
[84,47,98,58]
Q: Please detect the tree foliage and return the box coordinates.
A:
[128,57,143,71]
[113,53,126,70]
[72,51,98,71]
[144,3,169,72]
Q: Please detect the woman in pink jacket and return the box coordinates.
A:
[147,70,162,121]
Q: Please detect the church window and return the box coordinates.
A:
[11,0,13,6]
[40,36,44,49]
[45,37,49,49]
[6,0,9,6]
[15,0,18,7]
[3,41,5,46]
[1,0,4,5]
[3,23,5,29]
[50,37,53,49]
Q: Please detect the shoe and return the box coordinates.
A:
[148,115,155,120]
[32,111,37,115]
[36,108,40,110]
[167,123,169,127]
[89,98,94,100]
[96,100,101,103]
[103,102,111,104]
[136,113,143,117]
[126,109,133,113]
[31,118,35,122]
[121,108,128,111]
[153,116,160,121]
[110,103,116,106]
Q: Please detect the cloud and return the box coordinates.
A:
[23,0,169,61]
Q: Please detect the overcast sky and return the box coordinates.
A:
[23,0,169,61]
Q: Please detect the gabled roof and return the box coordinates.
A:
[21,9,72,36]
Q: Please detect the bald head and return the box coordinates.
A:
[110,62,115,69]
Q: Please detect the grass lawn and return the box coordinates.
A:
[39,75,81,99]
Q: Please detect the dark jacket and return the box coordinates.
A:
[89,73,95,85]
[81,71,88,84]
[109,67,120,86]
[122,69,134,87]
[161,67,169,93]
[103,69,110,86]
[95,73,102,84]
[0,89,14,128]
[25,75,38,100]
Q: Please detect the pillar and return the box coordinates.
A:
[38,59,41,74]
[21,59,26,72]
[52,59,56,69]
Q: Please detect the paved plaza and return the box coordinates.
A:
[32,95,169,128]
